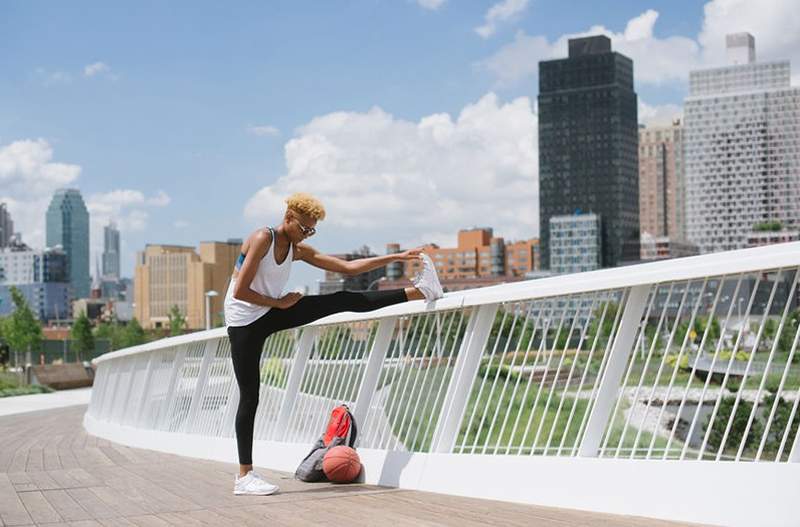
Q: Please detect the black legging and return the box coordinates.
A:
[227,289,408,465]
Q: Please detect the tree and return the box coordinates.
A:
[119,318,147,348]
[94,322,122,350]
[167,305,186,336]
[70,311,95,362]
[2,286,43,362]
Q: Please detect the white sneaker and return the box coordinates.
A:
[412,253,444,302]
[234,471,279,496]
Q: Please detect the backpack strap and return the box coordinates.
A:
[346,408,358,448]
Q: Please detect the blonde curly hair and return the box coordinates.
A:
[285,192,326,221]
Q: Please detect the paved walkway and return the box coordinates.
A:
[0,389,92,418]
[0,406,710,526]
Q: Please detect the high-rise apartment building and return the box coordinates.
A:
[638,120,684,240]
[538,35,640,269]
[0,246,70,321]
[134,241,239,329]
[549,213,602,274]
[46,189,91,298]
[0,203,13,248]
[684,33,800,253]
[102,221,121,280]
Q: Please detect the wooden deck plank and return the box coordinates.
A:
[0,474,32,527]
[17,490,62,524]
[41,489,92,522]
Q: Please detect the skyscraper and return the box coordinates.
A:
[538,35,640,269]
[638,120,684,240]
[0,203,13,248]
[103,221,121,280]
[684,33,800,253]
[46,189,90,298]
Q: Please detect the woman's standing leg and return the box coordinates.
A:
[228,323,269,473]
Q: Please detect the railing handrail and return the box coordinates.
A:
[93,241,800,365]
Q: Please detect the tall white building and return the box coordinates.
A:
[684,33,800,253]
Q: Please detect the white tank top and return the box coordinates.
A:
[224,228,293,327]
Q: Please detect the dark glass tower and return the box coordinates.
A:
[538,35,640,270]
[46,188,91,299]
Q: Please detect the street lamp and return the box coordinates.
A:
[367,276,387,291]
[205,290,219,330]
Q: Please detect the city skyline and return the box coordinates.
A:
[3,1,800,292]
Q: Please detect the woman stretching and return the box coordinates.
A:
[225,192,443,495]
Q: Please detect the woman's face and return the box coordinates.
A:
[285,211,317,243]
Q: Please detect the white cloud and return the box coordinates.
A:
[0,139,81,199]
[35,68,73,86]
[86,189,171,274]
[0,139,171,282]
[247,125,281,137]
[638,100,683,127]
[698,0,800,68]
[416,0,445,10]
[148,190,171,206]
[83,62,109,77]
[174,220,190,229]
[245,93,539,250]
[480,1,800,88]
[475,0,529,39]
[0,139,82,250]
[479,10,700,87]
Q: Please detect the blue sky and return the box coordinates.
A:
[2,0,797,292]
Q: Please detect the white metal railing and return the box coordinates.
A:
[85,242,800,527]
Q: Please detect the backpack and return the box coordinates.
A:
[295,404,358,482]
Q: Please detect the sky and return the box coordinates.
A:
[2,0,799,293]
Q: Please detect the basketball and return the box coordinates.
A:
[322,446,362,483]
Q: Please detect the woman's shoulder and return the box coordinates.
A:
[245,228,272,255]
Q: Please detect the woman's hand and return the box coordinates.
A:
[276,292,303,309]
[396,247,425,261]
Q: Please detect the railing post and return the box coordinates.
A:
[790,420,800,463]
[273,327,318,441]
[352,317,397,429]
[157,345,187,430]
[578,285,650,457]
[185,339,216,433]
[430,304,499,453]
[134,353,157,427]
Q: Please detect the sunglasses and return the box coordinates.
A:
[294,218,316,236]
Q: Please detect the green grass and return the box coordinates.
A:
[0,372,53,397]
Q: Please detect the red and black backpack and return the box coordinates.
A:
[295,404,358,482]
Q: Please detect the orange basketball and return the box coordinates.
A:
[322,446,362,483]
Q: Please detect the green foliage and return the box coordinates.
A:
[260,357,286,387]
[704,396,763,454]
[587,302,620,346]
[1,286,43,354]
[70,311,95,362]
[167,305,186,336]
[665,353,689,370]
[777,310,800,358]
[119,318,147,348]
[761,382,800,456]
[719,350,750,362]
[752,221,783,232]
[94,322,122,350]
[675,316,721,349]
[0,384,53,397]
